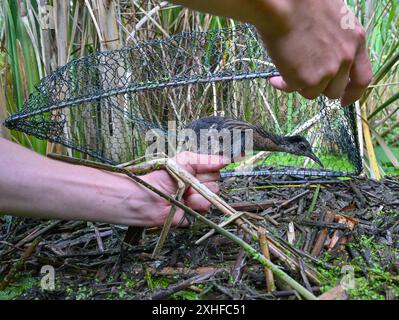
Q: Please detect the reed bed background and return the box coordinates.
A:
[0,0,398,177]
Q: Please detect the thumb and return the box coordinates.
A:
[269,76,297,92]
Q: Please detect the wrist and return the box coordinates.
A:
[0,139,169,227]
[172,0,293,37]
[73,168,164,227]
[29,160,162,227]
[251,0,293,38]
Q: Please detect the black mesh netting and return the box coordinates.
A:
[4,25,362,177]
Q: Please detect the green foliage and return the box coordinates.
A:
[222,152,356,173]
[318,236,399,300]
[0,0,398,175]
[152,276,171,289]
[74,284,95,300]
[172,290,201,300]
[0,275,37,300]
[376,146,399,176]
[121,272,137,288]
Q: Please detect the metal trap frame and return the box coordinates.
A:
[4,25,362,178]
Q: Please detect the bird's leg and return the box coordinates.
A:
[151,170,186,258]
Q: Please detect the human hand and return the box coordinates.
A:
[258,0,372,106]
[0,139,226,228]
[139,152,228,227]
[172,0,372,105]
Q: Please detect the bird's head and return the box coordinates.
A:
[280,136,324,167]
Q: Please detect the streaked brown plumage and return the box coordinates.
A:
[185,116,323,167]
[124,116,323,246]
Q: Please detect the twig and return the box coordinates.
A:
[284,205,299,215]
[310,211,336,257]
[152,171,186,258]
[15,221,61,250]
[0,239,40,290]
[273,287,321,298]
[53,230,113,250]
[298,220,348,230]
[89,222,104,253]
[297,197,306,217]
[244,212,266,221]
[145,269,225,300]
[228,199,283,212]
[298,258,313,294]
[213,283,238,299]
[195,211,246,245]
[349,180,367,208]
[152,266,221,277]
[231,247,247,284]
[258,227,275,293]
[48,154,318,300]
[304,184,321,219]
[287,222,296,245]
[277,190,310,211]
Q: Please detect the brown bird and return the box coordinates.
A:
[184,116,323,167]
[124,116,323,246]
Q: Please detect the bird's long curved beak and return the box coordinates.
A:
[307,152,324,168]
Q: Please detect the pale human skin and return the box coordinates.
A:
[0,0,372,226]
[0,139,225,227]
[174,0,373,105]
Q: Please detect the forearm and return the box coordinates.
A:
[171,0,291,36]
[0,138,155,226]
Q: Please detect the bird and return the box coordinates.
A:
[124,116,323,246]
[183,116,323,167]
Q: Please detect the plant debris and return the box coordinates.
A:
[1,176,398,300]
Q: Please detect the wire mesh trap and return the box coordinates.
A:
[4,25,362,177]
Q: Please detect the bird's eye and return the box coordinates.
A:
[299,143,307,151]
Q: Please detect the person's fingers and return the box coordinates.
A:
[341,51,372,105]
[323,62,352,100]
[196,172,220,183]
[270,73,332,100]
[172,181,220,225]
[341,34,373,106]
[299,76,331,100]
[206,181,220,194]
[185,181,220,197]
[175,152,229,174]
[172,209,190,227]
[269,76,299,92]
[184,193,213,213]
